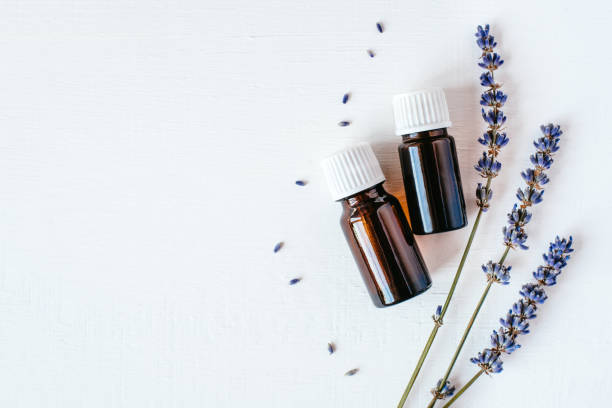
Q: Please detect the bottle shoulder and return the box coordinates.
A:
[399,133,455,147]
[341,193,400,221]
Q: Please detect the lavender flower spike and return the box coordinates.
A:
[467,236,573,383]
[474,24,508,211]
[503,124,563,251]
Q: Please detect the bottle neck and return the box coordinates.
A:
[401,127,448,142]
[341,183,387,208]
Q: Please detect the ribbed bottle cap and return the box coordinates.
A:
[321,143,386,201]
[393,88,452,136]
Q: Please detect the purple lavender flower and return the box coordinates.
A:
[470,349,503,374]
[480,90,507,108]
[472,237,574,376]
[511,300,537,320]
[503,226,528,250]
[474,25,508,211]
[476,183,493,211]
[475,153,502,178]
[490,329,520,354]
[499,312,530,336]
[481,109,507,127]
[516,186,544,207]
[432,304,443,326]
[478,53,504,70]
[482,261,511,285]
[431,379,456,400]
[479,72,499,88]
[519,283,548,305]
[507,204,532,228]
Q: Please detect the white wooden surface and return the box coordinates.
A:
[1,0,610,407]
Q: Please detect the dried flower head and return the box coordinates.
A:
[470,349,503,374]
[490,329,520,354]
[482,261,511,285]
[432,304,443,326]
[476,183,493,211]
[474,152,502,178]
[431,379,456,400]
[328,342,335,354]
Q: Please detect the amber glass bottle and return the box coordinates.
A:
[322,143,431,307]
[393,88,467,235]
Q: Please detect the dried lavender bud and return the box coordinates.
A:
[376,22,384,33]
[344,368,359,376]
[338,121,351,127]
[342,93,350,104]
[295,180,306,186]
[328,342,335,354]
[289,278,302,285]
[367,49,375,58]
[273,242,284,253]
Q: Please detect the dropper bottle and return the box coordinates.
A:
[322,143,431,307]
[393,88,468,235]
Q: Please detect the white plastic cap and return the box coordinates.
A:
[321,143,386,201]
[393,88,452,136]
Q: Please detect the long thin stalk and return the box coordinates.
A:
[427,246,511,408]
[397,177,491,408]
[441,369,484,408]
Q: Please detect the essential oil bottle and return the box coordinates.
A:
[321,143,431,307]
[393,88,467,235]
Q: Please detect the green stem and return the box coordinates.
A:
[442,369,485,408]
[427,246,511,408]
[426,282,492,408]
[397,178,491,408]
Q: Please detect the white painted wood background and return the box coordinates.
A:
[1,0,610,407]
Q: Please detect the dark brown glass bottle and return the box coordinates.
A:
[340,184,431,307]
[398,128,467,234]
[393,89,467,235]
[322,143,431,307]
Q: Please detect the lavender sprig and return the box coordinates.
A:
[443,237,574,407]
[427,124,564,408]
[397,25,510,407]
[474,24,508,212]
[504,124,562,250]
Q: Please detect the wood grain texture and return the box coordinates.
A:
[0,0,610,407]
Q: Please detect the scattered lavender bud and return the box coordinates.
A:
[273,242,284,253]
[295,180,307,186]
[376,22,384,33]
[338,121,351,127]
[342,93,350,104]
[367,49,375,58]
[328,342,335,354]
[344,368,359,376]
[289,278,302,285]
